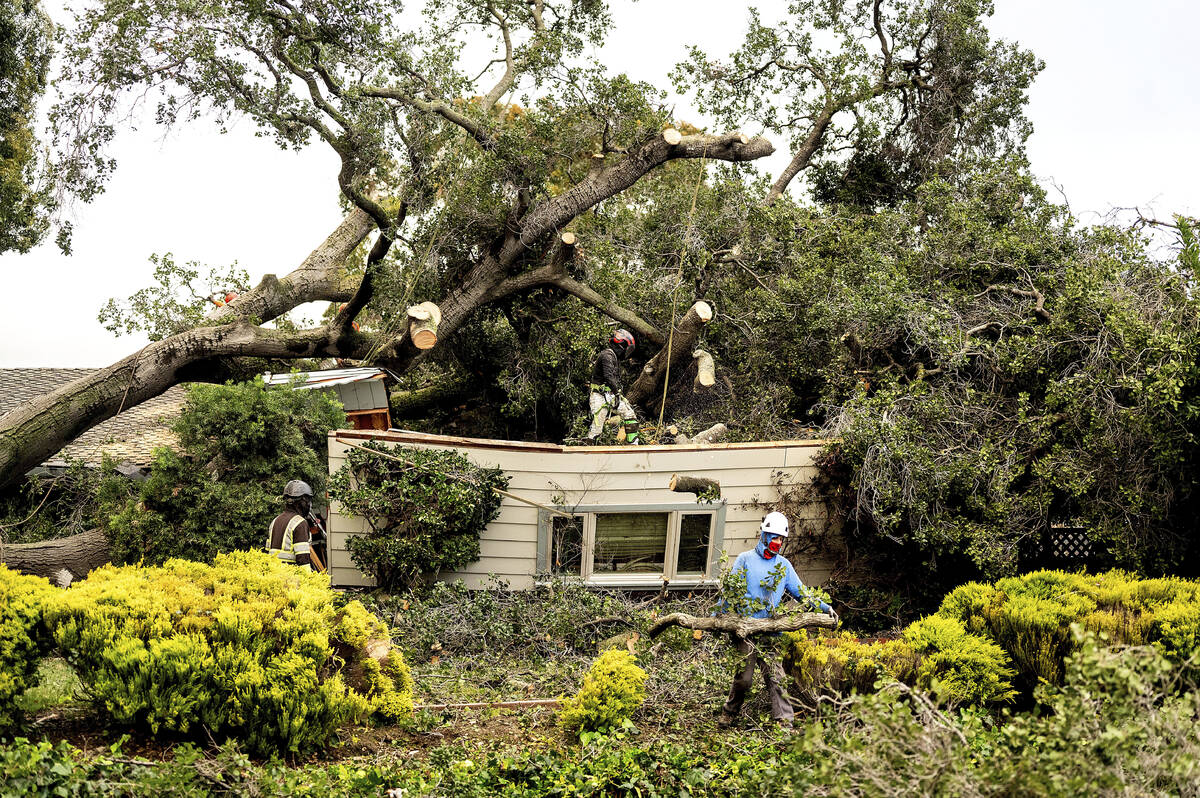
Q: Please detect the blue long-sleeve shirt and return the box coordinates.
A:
[726,540,831,619]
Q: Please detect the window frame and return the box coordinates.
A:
[536,502,726,588]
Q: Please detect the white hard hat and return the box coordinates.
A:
[760,511,789,537]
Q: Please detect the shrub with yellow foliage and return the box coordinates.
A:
[0,567,56,728]
[44,551,411,755]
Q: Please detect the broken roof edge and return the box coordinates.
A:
[331,428,828,454]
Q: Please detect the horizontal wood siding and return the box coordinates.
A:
[327,431,833,590]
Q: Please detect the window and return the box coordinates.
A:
[538,503,725,586]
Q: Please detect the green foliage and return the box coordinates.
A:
[0,458,134,545]
[0,567,55,728]
[102,379,344,565]
[371,578,628,660]
[98,253,250,341]
[329,442,507,591]
[903,614,1016,705]
[557,649,647,737]
[42,550,410,755]
[783,631,919,702]
[0,0,54,254]
[935,569,1200,690]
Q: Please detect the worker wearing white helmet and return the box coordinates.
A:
[717,511,836,729]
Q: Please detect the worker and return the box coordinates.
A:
[586,329,641,444]
[717,511,836,730]
[267,479,325,572]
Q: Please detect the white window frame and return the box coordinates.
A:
[537,502,726,589]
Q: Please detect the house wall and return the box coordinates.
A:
[327,429,837,590]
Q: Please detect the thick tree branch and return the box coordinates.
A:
[208,208,374,325]
[647,611,835,640]
[360,86,496,149]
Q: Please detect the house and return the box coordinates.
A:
[327,428,837,591]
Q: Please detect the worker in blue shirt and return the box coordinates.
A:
[718,511,837,729]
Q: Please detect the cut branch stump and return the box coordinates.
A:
[407,302,442,350]
[626,301,713,405]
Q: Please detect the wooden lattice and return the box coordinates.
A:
[1048,527,1092,561]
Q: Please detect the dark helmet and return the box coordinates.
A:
[611,329,635,358]
[283,479,314,499]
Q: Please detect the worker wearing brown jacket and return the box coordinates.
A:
[267,479,325,572]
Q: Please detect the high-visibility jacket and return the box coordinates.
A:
[267,510,311,566]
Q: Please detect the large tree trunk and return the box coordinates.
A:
[0,528,110,584]
[647,611,835,640]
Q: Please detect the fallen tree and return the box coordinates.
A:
[0,0,773,489]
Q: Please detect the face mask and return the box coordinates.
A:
[764,536,782,557]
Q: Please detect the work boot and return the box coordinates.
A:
[717,712,736,729]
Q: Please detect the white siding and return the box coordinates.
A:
[327,430,836,590]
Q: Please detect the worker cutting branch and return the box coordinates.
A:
[718,511,836,730]
[586,329,641,444]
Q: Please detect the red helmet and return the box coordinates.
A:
[611,329,635,356]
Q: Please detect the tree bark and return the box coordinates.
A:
[406,302,442,350]
[647,611,835,640]
[0,528,110,584]
[625,301,713,406]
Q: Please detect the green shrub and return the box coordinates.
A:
[102,379,345,565]
[43,551,409,755]
[904,615,1017,705]
[557,649,647,736]
[934,569,1200,690]
[0,567,56,728]
[329,442,507,591]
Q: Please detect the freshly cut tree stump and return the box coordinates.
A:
[662,127,683,145]
[648,611,835,640]
[407,302,442,349]
[669,474,721,499]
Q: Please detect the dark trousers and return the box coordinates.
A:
[723,637,795,722]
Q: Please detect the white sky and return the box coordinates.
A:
[1,0,1196,368]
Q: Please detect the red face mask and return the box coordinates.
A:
[765,536,783,557]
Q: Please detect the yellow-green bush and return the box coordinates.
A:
[44,551,411,755]
[783,632,918,703]
[903,615,1017,705]
[935,570,1200,689]
[0,567,56,728]
[557,649,646,737]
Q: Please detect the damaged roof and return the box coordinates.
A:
[0,369,186,468]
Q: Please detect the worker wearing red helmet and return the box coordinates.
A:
[586,329,641,444]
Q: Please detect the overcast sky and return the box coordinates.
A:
[2,0,1196,368]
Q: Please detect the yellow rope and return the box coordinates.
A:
[655,145,709,435]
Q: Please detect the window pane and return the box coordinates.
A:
[593,513,668,574]
[677,513,712,574]
[551,515,585,574]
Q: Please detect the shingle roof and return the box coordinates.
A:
[0,369,186,468]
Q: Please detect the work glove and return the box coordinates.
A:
[827,607,839,625]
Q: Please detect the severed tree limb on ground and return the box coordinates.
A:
[647,611,836,640]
